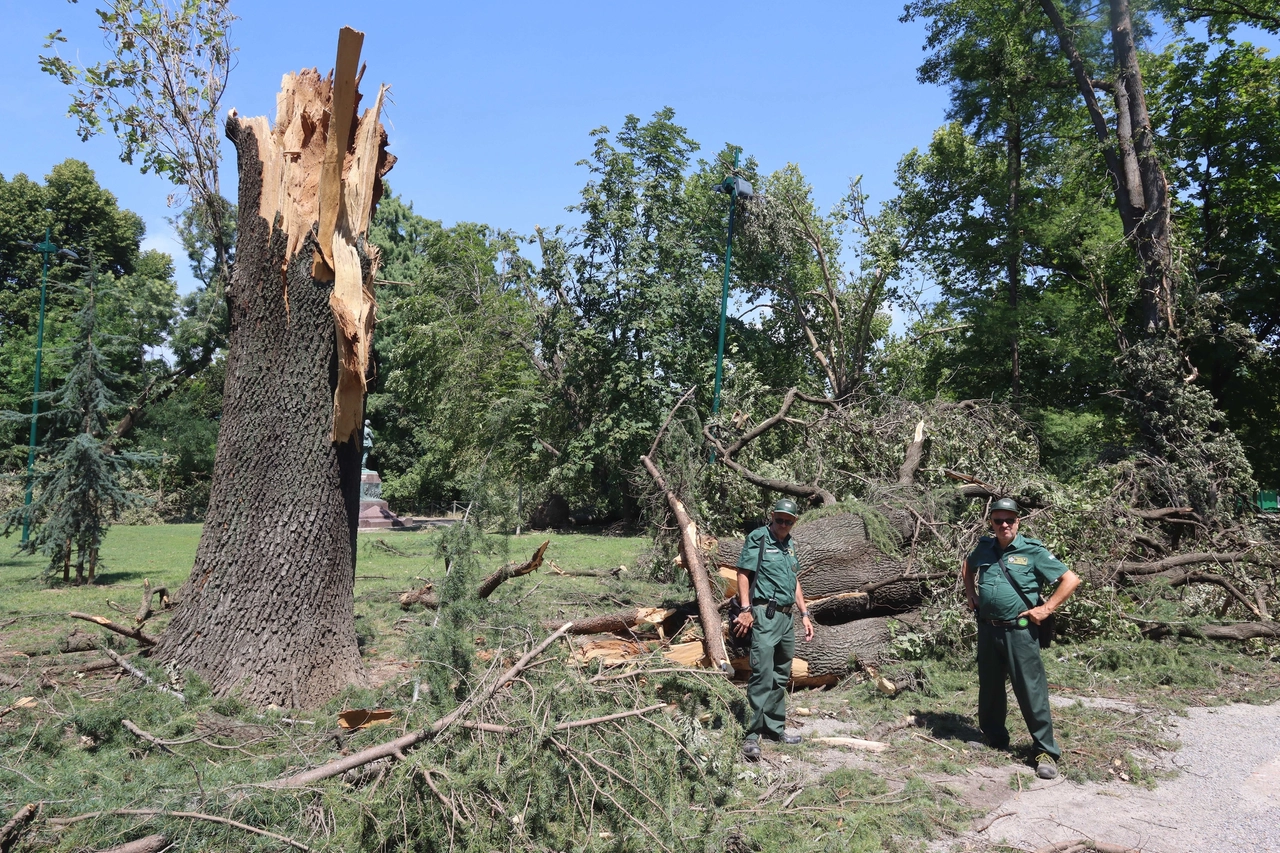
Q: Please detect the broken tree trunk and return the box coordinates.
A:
[152,28,395,709]
[640,455,730,672]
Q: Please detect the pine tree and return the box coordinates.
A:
[3,264,153,583]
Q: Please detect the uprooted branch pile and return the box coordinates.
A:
[565,392,1280,686]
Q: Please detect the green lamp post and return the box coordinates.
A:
[15,228,77,545]
[710,148,755,423]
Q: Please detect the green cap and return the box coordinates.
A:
[772,498,800,518]
[990,497,1020,515]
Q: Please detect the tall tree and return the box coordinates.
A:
[153,33,395,708]
[40,1,238,440]
[2,266,152,584]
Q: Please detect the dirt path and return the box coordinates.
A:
[939,701,1280,853]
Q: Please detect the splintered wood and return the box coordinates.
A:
[230,25,395,444]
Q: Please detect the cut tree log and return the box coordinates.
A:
[640,454,730,673]
[151,29,395,709]
[477,540,549,599]
[398,583,438,610]
[797,616,901,677]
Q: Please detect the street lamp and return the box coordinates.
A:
[14,228,78,545]
[710,148,755,423]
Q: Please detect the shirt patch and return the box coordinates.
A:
[1007,556,1029,565]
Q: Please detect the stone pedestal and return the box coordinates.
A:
[359,470,410,531]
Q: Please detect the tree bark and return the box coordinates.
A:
[153,31,394,709]
[795,616,900,677]
[1039,0,1176,336]
[716,512,921,612]
[641,455,731,671]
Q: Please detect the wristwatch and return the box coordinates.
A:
[799,611,810,619]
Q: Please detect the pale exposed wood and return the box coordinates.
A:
[329,81,389,442]
[662,640,710,668]
[807,736,889,753]
[898,419,926,485]
[314,26,364,277]
[233,28,393,445]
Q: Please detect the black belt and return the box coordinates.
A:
[984,618,1024,628]
[753,600,793,615]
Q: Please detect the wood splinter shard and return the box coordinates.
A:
[240,24,394,446]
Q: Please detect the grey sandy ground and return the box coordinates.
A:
[946,701,1280,852]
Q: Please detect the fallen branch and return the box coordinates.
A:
[562,605,684,636]
[47,810,308,851]
[860,571,953,596]
[100,648,185,703]
[1135,570,1265,619]
[269,623,574,788]
[477,540,549,599]
[399,583,439,610]
[648,385,697,459]
[459,703,669,735]
[704,388,838,507]
[69,612,157,646]
[1114,551,1278,576]
[897,419,926,486]
[135,580,170,625]
[0,803,37,852]
[640,454,730,672]
[1135,620,1280,641]
[96,834,170,853]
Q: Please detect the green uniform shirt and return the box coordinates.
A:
[967,533,1068,621]
[737,526,799,606]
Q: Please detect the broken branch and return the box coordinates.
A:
[69,612,157,646]
[99,648,185,703]
[47,810,308,852]
[269,623,574,788]
[477,540,549,599]
[0,803,37,852]
[640,454,730,672]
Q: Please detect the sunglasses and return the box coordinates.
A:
[772,517,796,526]
[990,516,1019,527]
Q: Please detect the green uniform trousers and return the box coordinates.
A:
[745,605,795,741]
[977,621,1060,759]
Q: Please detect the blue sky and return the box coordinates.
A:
[1,1,951,292]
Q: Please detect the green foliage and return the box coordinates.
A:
[2,266,155,582]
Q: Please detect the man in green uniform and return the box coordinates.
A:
[732,498,814,760]
[963,498,1080,779]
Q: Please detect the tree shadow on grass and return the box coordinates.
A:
[78,570,148,587]
[914,709,984,744]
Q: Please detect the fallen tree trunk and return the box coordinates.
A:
[563,606,685,636]
[795,615,902,676]
[1113,551,1278,577]
[640,455,730,672]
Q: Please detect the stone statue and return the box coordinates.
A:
[362,419,374,471]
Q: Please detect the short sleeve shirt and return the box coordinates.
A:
[967,533,1069,621]
[736,525,799,606]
